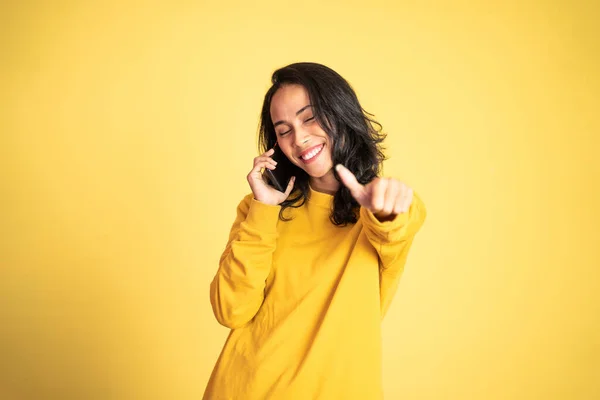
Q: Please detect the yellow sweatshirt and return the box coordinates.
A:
[204,186,426,399]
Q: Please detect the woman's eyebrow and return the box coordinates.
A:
[273,104,313,127]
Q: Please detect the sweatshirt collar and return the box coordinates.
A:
[308,184,334,209]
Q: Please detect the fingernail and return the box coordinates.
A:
[335,164,343,171]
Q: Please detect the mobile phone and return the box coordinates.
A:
[263,145,295,192]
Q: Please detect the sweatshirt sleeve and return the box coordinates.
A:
[359,192,427,317]
[209,194,281,329]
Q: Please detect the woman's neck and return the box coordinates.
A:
[309,169,339,195]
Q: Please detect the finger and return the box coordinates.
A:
[254,150,276,165]
[254,158,277,167]
[335,164,366,201]
[370,178,388,213]
[251,160,275,175]
[283,176,296,196]
[393,192,404,215]
[259,160,276,170]
[401,187,414,213]
[263,148,275,157]
[394,185,412,214]
[254,156,277,168]
[381,179,399,216]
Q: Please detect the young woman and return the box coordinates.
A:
[204,62,427,399]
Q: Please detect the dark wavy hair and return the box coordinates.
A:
[258,62,386,226]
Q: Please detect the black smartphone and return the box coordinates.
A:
[263,145,295,192]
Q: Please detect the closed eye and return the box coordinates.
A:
[278,117,315,136]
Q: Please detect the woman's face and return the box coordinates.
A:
[269,84,334,179]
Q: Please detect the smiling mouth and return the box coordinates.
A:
[300,144,324,163]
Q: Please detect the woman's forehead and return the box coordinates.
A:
[270,84,311,117]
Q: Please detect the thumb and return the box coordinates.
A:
[283,176,296,197]
[335,164,366,201]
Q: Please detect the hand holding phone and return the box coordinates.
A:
[263,145,295,192]
[246,146,296,206]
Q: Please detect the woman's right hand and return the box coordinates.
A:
[247,148,296,206]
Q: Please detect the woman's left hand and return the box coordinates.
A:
[335,164,413,222]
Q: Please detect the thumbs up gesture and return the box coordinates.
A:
[335,164,413,222]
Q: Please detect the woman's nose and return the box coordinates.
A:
[294,128,310,147]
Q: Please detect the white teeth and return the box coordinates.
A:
[301,145,323,161]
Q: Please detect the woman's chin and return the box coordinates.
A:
[305,164,334,179]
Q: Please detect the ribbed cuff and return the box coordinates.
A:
[245,199,281,233]
[359,192,426,242]
[360,206,410,233]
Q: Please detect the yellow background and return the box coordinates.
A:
[1,0,598,399]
